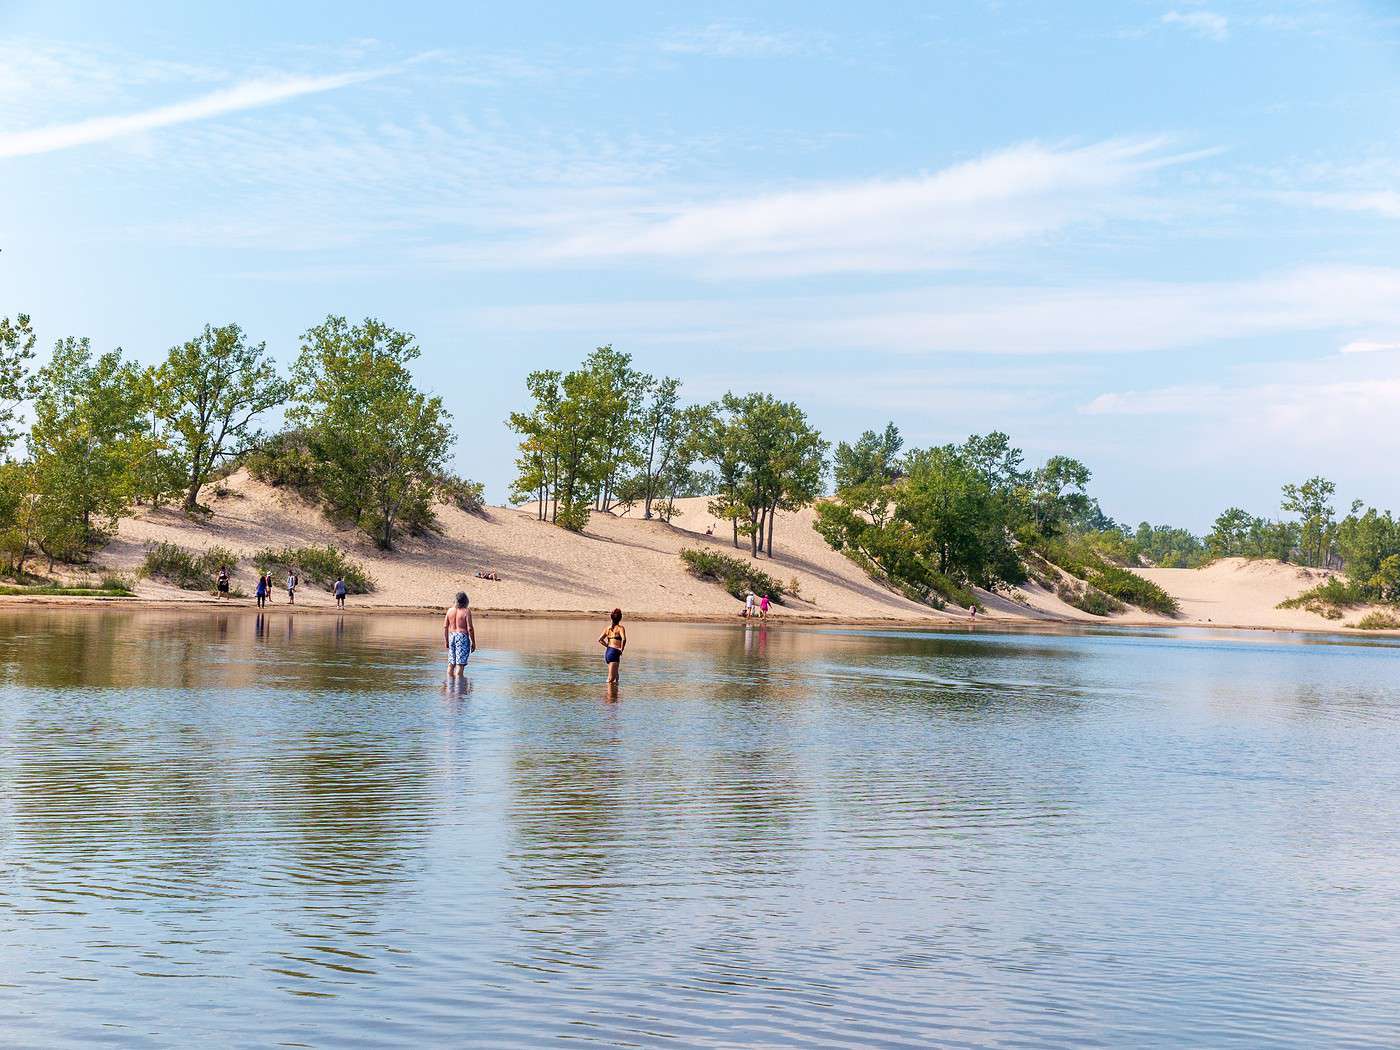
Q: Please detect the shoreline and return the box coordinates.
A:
[0,592,1394,637]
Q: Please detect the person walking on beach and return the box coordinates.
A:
[286,570,299,604]
[255,573,267,608]
[216,566,230,599]
[443,592,475,677]
[968,604,977,622]
[744,591,756,618]
[759,593,771,620]
[598,608,626,686]
[334,577,347,608]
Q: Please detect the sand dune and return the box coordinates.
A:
[90,470,1390,632]
[1131,558,1395,631]
[101,471,940,621]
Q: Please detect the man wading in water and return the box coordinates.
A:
[443,592,476,677]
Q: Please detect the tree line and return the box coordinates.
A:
[508,346,827,557]
[0,312,457,572]
[815,425,1108,604]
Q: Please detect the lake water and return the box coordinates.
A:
[2,609,1399,1048]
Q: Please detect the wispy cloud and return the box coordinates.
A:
[1293,190,1400,219]
[1162,10,1230,41]
[467,265,1400,356]
[0,69,387,160]
[426,137,1204,277]
[658,22,821,58]
[1079,354,1400,481]
[1341,339,1400,354]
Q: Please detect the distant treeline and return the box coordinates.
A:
[1102,477,1400,590]
[0,312,475,574]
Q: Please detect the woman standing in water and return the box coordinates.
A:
[598,608,626,686]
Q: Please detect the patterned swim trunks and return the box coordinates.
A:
[448,631,471,666]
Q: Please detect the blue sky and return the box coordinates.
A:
[2,0,1398,529]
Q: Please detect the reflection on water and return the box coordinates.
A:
[2,609,1400,1046]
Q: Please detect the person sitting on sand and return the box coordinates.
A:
[704,525,714,537]
[598,608,626,685]
[334,576,347,608]
[443,592,476,677]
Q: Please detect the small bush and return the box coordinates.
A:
[1353,611,1400,630]
[681,548,787,603]
[1034,536,1178,615]
[1057,580,1125,617]
[0,584,135,597]
[556,503,590,533]
[788,576,802,600]
[1089,564,1179,616]
[438,475,487,515]
[251,545,375,594]
[245,431,320,496]
[141,542,240,591]
[1278,576,1370,611]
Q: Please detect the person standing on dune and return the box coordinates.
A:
[444,592,476,677]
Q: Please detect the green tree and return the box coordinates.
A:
[633,375,683,519]
[835,423,905,493]
[1028,455,1093,536]
[290,317,453,550]
[508,369,563,521]
[1335,503,1400,583]
[583,346,648,513]
[898,445,1020,585]
[156,322,288,512]
[718,392,827,558]
[29,337,148,561]
[959,430,1026,494]
[1281,476,1336,567]
[1207,506,1255,557]
[0,461,40,574]
[0,313,38,456]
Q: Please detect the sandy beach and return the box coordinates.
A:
[35,468,1374,634]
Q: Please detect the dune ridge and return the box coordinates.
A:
[82,468,1392,632]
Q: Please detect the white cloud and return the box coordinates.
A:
[1341,339,1400,354]
[659,22,819,58]
[467,265,1400,356]
[1162,10,1230,41]
[0,69,387,160]
[1295,190,1400,219]
[427,137,1204,277]
[1079,357,1400,478]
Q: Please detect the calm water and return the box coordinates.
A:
[1,610,1399,1048]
